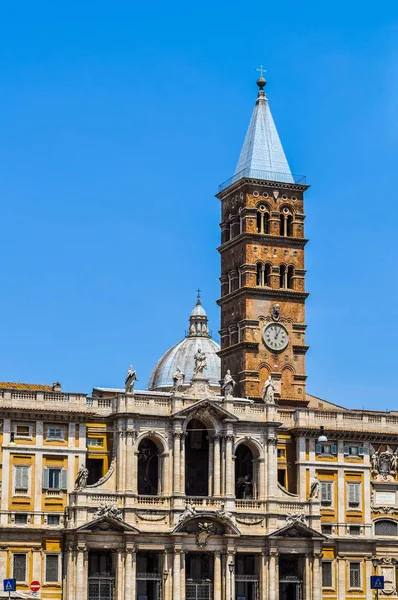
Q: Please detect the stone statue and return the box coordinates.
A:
[95,503,123,521]
[172,366,185,392]
[193,348,207,375]
[125,365,138,393]
[222,369,236,397]
[271,303,281,321]
[242,475,253,499]
[216,502,233,521]
[74,464,89,490]
[309,475,320,499]
[371,451,379,475]
[262,376,275,403]
[179,500,197,521]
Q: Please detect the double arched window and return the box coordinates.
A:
[256,205,269,234]
[256,263,271,287]
[280,265,294,289]
[279,207,294,237]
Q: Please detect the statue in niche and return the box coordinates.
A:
[222,369,236,397]
[193,348,207,375]
[262,376,275,403]
[271,303,281,321]
[74,464,89,490]
[236,474,253,499]
[309,475,320,499]
[172,366,185,392]
[125,365,138,393]
[216,503,233,520]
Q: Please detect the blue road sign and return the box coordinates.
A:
[3,579,16,592]
[371,576,385,589]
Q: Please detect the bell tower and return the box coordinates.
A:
[216,74,309,404]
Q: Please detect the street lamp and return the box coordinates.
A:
[372,558,380,600]
[229,561,235,600]
[317,426,328,443]
[162,569,168,600]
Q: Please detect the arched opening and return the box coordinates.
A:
[279,208,293,236]
[138,438,159,495]
[256,212,262,233]
[185,419,209,496]
[375,520,398,536]
[281,367,293,399]
[235,443,255,499]
[264,263,271,287]
[287,265,294,289]
[280,265,287,288]
[287,214,293,236]
[256,208,269,234]
[256,263,263,286]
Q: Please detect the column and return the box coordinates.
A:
[258,458,265,500]
[221,437,226,496]
[75,545,87,600]
[267,437,277,498]
[268,551,279,600]
[164,551,172,600]
[260,553,268,600]
[214,552,222,600]
[116,550,125,600]
[173,433,181,495]
[32,547,41,582]
[124,550,133,600]
[180,551,186,600]
[117,430,125,491]
[225,435,234,497]
[226,552,235,600]
[208,436,214,496]
[312,552,322,600]
[214,436,221,496]
[173,550,181,600]
[64,545,75,600]
[304,554,311,600]
[337,557,346,600]
[180,434,186,495]
[125,431,134,492]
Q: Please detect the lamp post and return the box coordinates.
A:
[229,561,235,600]
[162,569,168,600]
[317,426,328,443]
[372,558,380,600]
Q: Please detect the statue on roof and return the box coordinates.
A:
[193,348,207,375]
[172,367,185,392]
[222,369,236,397]
[125,365,138,393]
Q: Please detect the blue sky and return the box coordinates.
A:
[1,0,398,409]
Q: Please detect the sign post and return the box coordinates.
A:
[30,580,41,594]
[3,579,16,600]
[371,575,385,600]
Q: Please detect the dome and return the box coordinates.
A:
[148,295,221,391]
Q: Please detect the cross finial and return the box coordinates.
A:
[196,288,201,304]
[256,65,266,79]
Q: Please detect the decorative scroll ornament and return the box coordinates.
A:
[94,503,123,521]
[196,522,216,548]
[285,513,307,526]
[371,505,398,515]
[371,451,398,481]
[136,513,167,522]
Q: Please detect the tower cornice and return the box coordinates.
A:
[217,177,309,199]
[217,286,309,307]
[217,232,308,254]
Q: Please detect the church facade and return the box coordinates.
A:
[1,76,398,600]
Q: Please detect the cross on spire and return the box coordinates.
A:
[196,288,201,303]
[256,65,266,78]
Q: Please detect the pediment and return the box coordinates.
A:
[76,515,139,533]
[174,399,238,422]
[173,511,240,536]
[268,521,325,540]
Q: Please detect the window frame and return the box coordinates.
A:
[46,425,65,441]
[344,443,365,457]
[47,514,61,526]
[322,560,333,588]
[320,481,334,507]
[374,519,398,536]
[12,553,28,583]
[43,467,67,490]
[349,561,362,589]
[45,553,60,583]
[14,423,33,440]
[14,513,28,526]
[13,465,31,497]
[315,443,337,456]
[347,482,362,509]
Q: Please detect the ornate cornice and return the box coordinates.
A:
[217,233,308,254]
[217,287,309,307]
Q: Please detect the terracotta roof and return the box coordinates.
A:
[0,382,53,391]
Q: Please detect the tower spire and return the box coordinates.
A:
[234,72,293,183]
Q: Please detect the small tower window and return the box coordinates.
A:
[280,265,287,288]
[256,263,271,287]
[280,208,293,237]
[264,263,271,286]
[287,265,294,289]
[256,263,263,286]
[256,206,269,234]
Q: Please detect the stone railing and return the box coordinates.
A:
[278,408,398,433]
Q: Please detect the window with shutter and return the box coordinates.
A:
[13,554,27,582]
[348,483,361,507]
[47,426,64,440]
[320,482,333,506]
[330,444,337,455]
[14,466,30,494]
[322,561,333,587]
[349,562,361,588]
[61,469,67,490]
[45,555,59,582]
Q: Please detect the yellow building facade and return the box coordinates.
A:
[0,77,396,600]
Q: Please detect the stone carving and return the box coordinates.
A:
[215,503,233,521]
[309,475,320,499]
[74,465,89,490]
[136,513,167,522]
[125,365,138,393]
[196,522,216,548]
[271,303,281,321]
[371,451,398,481]
[179,500,197,522]
[286,513,307,526]
[222,370,236,397]
[262,376,275,404]
[94,503,123,521]
[236,475,253,499]
[371,505,398,515]
[193,348,207,375]
[172,367,185,392]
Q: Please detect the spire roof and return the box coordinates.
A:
[233,76,293,184]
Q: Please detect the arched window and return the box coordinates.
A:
[256,263,271,287]
[264,263,271,286]
[280,265,287,288]
[256,263,263,286]
[279,208,293,237]
[138,439,159,496]
[185,419,209,496]
[287,265,294,289]
[375,520,398,536]
[235,443,258,499]
[256,206,269,234]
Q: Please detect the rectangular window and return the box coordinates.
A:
[349,562,361,588]
[344,444,364,457]
[14,466,30,495]
[15,514,28,525]
[13,554,27,582]
[348,482,361,507]
[277,448,285,459]
[47,515,60,526]
[322,561,333,587]
[45,554,59,582]
[316,443,337,456]
[320,481,333,506]
[43,468,67,490]
[14,424,32,439]
[322,525,332,535]
[46,426,64,440]
[87,438,103,447]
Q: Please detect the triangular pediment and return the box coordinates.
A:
[268,520,326,540]
[174,399,238,422]
[76,515,139,533]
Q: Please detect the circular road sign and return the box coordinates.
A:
[30,581,41,592]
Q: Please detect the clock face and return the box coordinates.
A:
[262,323,289,352]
